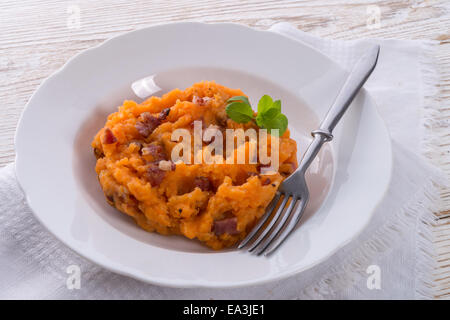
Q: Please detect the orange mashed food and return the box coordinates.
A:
[92,81,298,249]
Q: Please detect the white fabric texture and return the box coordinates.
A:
[0,23,445,299]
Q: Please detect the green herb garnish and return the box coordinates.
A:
[225,95,288,136]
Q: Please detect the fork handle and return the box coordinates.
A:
[299,45,380,172]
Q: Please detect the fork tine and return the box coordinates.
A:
[238,192,281,249]
[247,195,290,252]
[253,197,298,255]
[263,197,308,256]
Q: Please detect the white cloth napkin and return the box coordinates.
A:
[0,23,445,299]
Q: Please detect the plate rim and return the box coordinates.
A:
[14,22,393,288]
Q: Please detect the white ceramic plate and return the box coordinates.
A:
[15,23,392,288]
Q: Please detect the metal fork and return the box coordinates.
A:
[238,45,381,256]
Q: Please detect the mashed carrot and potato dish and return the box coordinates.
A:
[92,81,298,250]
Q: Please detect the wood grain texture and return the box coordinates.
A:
[1,0,449,298]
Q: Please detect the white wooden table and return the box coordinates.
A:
[1,0,449,298]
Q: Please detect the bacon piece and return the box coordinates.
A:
[192,95,212,106]
[194,177,213,191]
[94,147,104,159]
[135,112,161,137]
[213,217,239,236]
[145,163,166,187]
[141,144,167,162]
[216,111,228,127]
[105,194,114,205]
[158,108,170,121]
[135,121,151,137]
[158,160,176,171]
[257,163,273,174]
[102,128,117,144]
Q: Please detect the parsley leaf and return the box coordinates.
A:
[260,100,281,121]
[261,113,288,137]
[226,94,288,136]
[225,101,254,123]
[227,95,250,105]
[257,95,273,114]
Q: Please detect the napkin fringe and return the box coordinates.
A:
[414,186,441,299]
[417,40,449,299]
